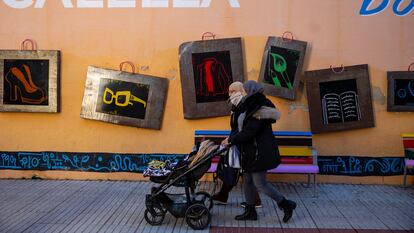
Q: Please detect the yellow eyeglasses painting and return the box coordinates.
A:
[103,87,147,108]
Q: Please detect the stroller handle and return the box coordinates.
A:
[216,145,228,156]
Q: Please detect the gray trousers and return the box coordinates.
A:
[243,171,285,205]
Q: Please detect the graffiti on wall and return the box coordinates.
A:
[0,151,186,173]
[1,151,413,176]
[318,156,413,176]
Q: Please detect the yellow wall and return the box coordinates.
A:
[0,0,413,183]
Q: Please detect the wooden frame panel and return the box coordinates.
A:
[258,37,307,100]
[179,37,245,119]
[305,64,375,133]
[80,66,168,130]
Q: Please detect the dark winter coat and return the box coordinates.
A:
[228,93,281,173]
[229,104,243,137]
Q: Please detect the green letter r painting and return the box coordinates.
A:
[264,46,300,90]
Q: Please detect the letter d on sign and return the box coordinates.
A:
[360,0,390,15]
[393,0,414,16]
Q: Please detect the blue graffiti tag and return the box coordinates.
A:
[319,156,406,176]
[336,157,362,174]
[18,153,42,169]
[365,158,403,173]
[110,154,139,172]
[0,153,18,169]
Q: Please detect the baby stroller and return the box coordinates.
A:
[144,140,225,230]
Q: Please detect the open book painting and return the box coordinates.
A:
[320,79,361,125]
[322,91,361,124]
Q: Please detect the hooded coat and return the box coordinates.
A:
[228,82,281,173]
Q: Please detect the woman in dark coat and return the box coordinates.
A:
[213,82,262,207]
[222,80,297,223]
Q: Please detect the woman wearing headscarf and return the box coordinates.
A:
[222,80,297,223]
[213,82,262,208]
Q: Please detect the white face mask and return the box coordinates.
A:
[229,92,243,106]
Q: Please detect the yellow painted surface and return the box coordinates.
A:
[279,147,313,156]
[0,1,414,184]
[402,134,414,138]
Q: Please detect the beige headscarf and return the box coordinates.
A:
[228,81,245,106]
[228,81,244,94]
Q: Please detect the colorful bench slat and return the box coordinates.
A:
[402,134,414,187]
[406,160,414,167]
[403,139,414,148]
[279,147,313,156]
[195,130,313,137]
[268,164,320,174]
[405,149,414,159]
[281,157,313,164]
[196,130,319,196]
[204,156,311,165]
[276,138,312,146]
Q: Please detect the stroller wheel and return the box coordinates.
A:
[185,203,211,230]
[194,191,213,210]
[144,206,165,226]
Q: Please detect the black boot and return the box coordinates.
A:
[241,191,262,208]
[278,198,296,223]
[235,204,257,221]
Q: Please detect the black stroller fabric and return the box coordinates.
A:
[216,151,240,186]
[145,140,218,186]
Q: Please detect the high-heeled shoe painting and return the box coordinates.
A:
[3,60,49,105]
[0,49,60,112]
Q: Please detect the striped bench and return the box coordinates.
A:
[195,130,319,196]
[402,133,414,187]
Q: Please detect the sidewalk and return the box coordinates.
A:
[0,180,413,233]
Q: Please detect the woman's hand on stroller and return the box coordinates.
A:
[221,137,230,147]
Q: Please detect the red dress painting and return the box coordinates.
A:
[195,57,232,98]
